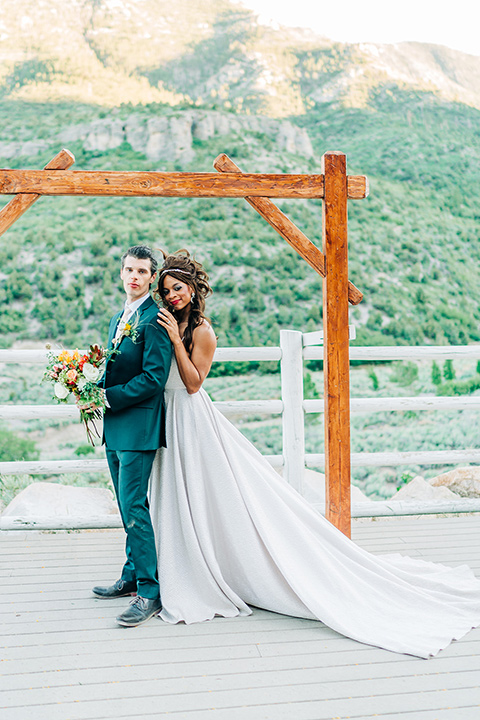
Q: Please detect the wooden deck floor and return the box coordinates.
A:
[1,515,480,720]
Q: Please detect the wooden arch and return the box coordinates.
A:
[0,149,367,537]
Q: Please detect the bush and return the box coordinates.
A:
[74,444,96,456]
[436,376,480,396]
[304,371,320,399]
[368,369,379,391]
[0,427,38,462]
[390,361,418,386]
[443,359,456,381]
[431,361,442,385]
[0,474,35,507]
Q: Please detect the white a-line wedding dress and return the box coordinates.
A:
[148,357,480,658]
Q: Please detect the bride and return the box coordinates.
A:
[148,249,480,658]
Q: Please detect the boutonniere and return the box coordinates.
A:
[116,314,140,345]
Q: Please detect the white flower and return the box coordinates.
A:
[54,382,70,400]
[77,377,87,391]
[82,363,100,383]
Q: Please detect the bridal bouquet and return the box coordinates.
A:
[43,344,113,445]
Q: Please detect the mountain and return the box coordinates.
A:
[0,0,479,354]
[2,0,480,113]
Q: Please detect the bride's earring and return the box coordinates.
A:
[191,292,196,302]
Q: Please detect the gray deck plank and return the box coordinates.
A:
[2,666,479,708]
[114,702,480,720]
[2,684,480,720]
[2,651,479,690]
[2,516,480,720]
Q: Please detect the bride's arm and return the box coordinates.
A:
[157,309,217,393]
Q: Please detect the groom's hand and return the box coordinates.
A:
[78,401,100,411]
[77,390,104,412]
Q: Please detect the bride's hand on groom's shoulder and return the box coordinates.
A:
[157,309,181,344]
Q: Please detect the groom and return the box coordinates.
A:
[92,245,172,627]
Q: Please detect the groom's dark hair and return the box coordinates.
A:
[121,245,158,275]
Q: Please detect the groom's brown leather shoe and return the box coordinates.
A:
[92,579,137,598]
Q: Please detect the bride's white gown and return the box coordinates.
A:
[149,358,480,658]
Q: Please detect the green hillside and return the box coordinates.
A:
[1,0,480,499]
[1,0,479,354]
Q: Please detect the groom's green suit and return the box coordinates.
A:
[103,295,172,600]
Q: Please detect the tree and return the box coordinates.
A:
[303,371,320,399]
[431,361,442,385]
[368,369,379,391]
[443,359,456,381]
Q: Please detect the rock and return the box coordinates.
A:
[83,119,125,152]
[390,476,458,501]
[351,484,369,502]
[52,109,314,165]
[277,468,369,504]
[277,121,314,157]
[429,467,480,498]
[192,112,223,140]
[1,482,119,517]
[302,468,326,504]
[21,140,49,156]
[125,115,149,152]
[58,123,91,144]
[168,115,195,162]
[145,115,194,163]
[0,140,48,158]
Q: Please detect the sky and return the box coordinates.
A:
[237,0,480,57]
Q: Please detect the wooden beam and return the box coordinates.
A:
[213,153,363,306]
[0,149,75,237]
[322,151,351,537]
[0,168,368,199]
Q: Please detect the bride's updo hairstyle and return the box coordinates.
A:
[154,249,212,353]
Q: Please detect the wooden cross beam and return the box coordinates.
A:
[0,168,368,200]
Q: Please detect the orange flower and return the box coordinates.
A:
[66,368,77,383]
[59,350,72,364]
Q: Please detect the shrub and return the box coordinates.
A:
[390,361,418,386]
[74,444,96,456]
[368,369,379,391]
[0,427,38,462]
[431,361,442,385]
[443,359,456,381]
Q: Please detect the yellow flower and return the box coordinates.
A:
[124,323,132,332]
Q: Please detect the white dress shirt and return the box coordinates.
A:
[114,293,151,342]
[106,293,152,407]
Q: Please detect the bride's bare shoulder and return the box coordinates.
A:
[192,320,217,347]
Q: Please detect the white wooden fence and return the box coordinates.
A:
[2,331,480,527]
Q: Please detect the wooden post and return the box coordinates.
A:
[280,329,305,493]
[322,152,351,537]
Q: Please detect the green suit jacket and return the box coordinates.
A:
[102,295,172,451]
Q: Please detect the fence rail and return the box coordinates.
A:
[3,394,480,423]
[2,336,480,524]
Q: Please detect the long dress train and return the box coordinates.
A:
[149,358,480,658]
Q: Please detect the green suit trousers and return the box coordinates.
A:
[106,448,159,600]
